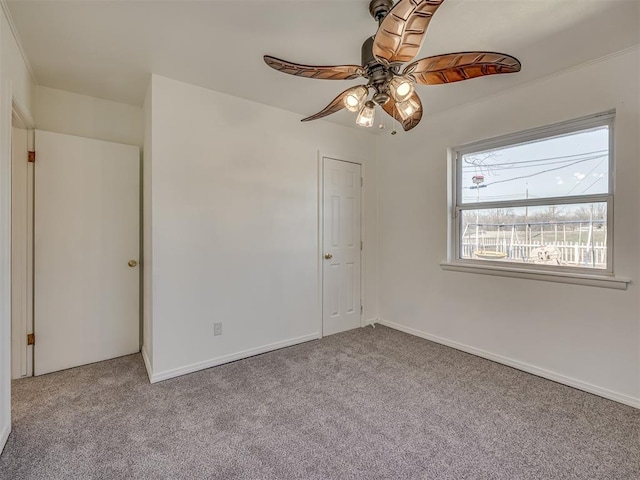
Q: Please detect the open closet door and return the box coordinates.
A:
[34,130,140,375]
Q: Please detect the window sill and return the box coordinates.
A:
[440,262,630,290]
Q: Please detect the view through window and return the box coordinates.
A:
[454,113,613,271]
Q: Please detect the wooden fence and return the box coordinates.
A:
[461,240,607,268]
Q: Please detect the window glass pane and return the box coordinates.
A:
[460,127,609,204]
[460,202,607,269]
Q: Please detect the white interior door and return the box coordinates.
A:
[322,157,361,336]
[34,130,140,375]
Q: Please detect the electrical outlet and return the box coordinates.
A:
[214,322,223,336]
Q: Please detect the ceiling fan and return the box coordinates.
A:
[264,0,521,132]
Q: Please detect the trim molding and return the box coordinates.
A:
[0,83,13,458]
[379,319,640,409]
[150,333,320,383]
[0,1,38,86]
[440,262,630,290]
[11,100,34,130]
[0,421,10,454]
[141,346,152,383]
[364,317,379,327]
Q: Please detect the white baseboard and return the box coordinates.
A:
[150,333,321,383]
[363,317,379,327]
[379,319,640,409]
[141,345,152,383]
[0,421,10,454]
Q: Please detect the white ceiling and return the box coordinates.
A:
[6,0,640,128]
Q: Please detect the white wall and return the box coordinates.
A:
[0,4,35,454]
[145,75,378,380]
[34,86,143,147]
[377,47,640,407]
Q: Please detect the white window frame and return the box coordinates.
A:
[443,110,629,290]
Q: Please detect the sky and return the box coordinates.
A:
[460,126,609,204]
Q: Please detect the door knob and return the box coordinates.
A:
[324,253,333,259]
[128,260,138,267]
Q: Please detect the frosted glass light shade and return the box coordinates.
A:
[389,76,415,103]
[396,97,420,120]
[356,101,375,127]
[344,86,368,112]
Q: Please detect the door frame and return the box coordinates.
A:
[10,115,34,379]
[10,100,35,379]
[318,153,365,338]
[1,82,36,451]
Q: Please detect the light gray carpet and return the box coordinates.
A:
[0,326,638,479]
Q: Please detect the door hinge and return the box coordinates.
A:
[361,240,363,251]
[27,333,35,345]
[360,305,363,315]
[27,151,36,163]
[361,177,363,187]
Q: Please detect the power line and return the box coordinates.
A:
[466,193,531,200]
[468,157,602,188]
[461,149,607,170]
[462,155,608,191]
[470,154,606,171]
[564,157,607,196]
[554,158,608,216]
[579,174,605,196]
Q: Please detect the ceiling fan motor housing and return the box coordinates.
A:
[361,36,377,69]
[362,36,394,101]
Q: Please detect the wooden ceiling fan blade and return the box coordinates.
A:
[404,52,522,85]
[301,86,364,122]
[372,0,445,65]
[264,55,365,80]
[381,93,423,132]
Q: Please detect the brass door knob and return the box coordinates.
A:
[128,260,138,267]
[324,253,333,259]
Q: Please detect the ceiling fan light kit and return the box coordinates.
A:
[396,97,420,121]
[388,76,415,103]
[356,101,377,128]
[344,86,369,112]
[264,0,522,132]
